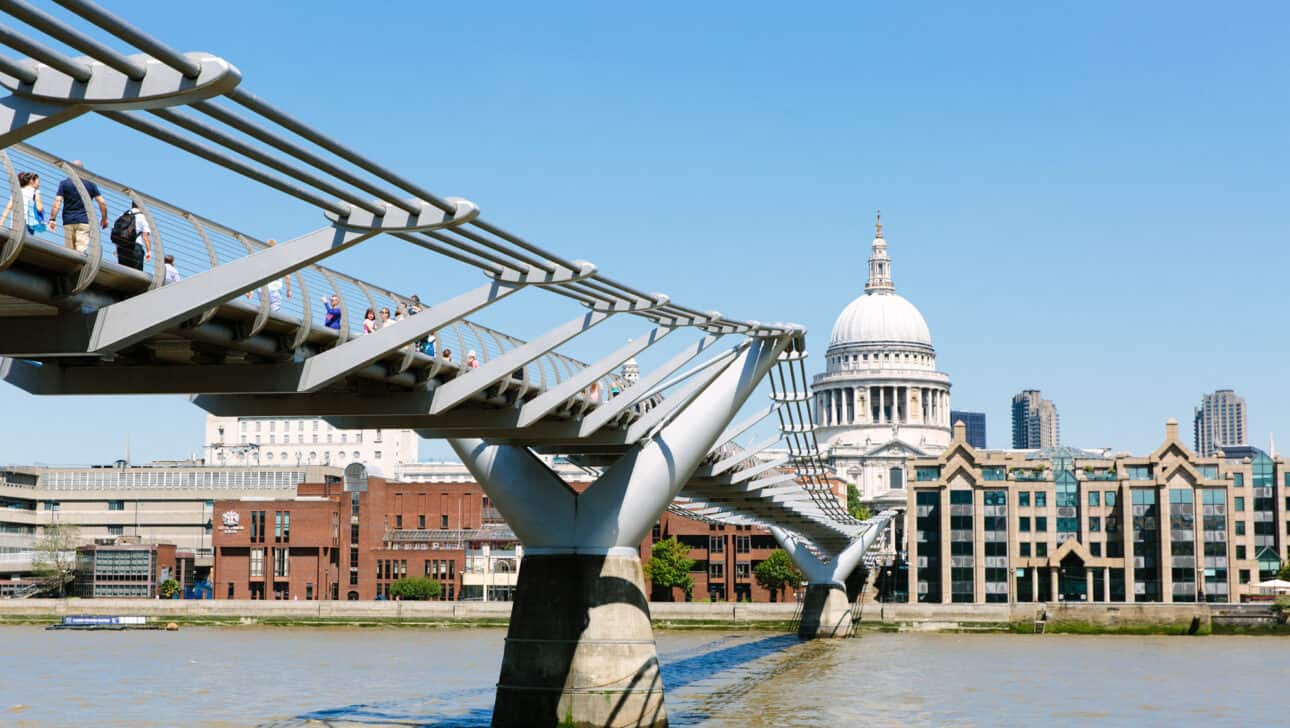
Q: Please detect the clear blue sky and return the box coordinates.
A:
[1,1,1286,465]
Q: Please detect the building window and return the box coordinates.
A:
[418,515,426,529]
[1105,491,1117,508]
[441,514,449,529]
[1237,545,1247,560]
[1088,491,1100,508]
[1090,542,1102,557]
[1019,492,1030,507]
[1233,473,1244,487]
[1236,521,1246,535]
[1034,492,1047,508]
[982,466,1005,481]
[735,535,751,554]
[251,511,266,543]
[273,548,289,578]
[1035,517,1048,532]
[107,500,125,511]
[1035,543,1048,557]
[107,525,123,536]
[735,562,751,579]
[915,467,940,482]
[1088,517,1101,532]
[1019,517,1031,532]
[1239,570,1250,584]
[709,563,724,579]
[889,467,905,489]
[375,451,382,460]
[709,536,724,553]
[1019,542,1031,557]
[1126,465,1152,480]
[43,501,60,511]
[1234,497,1245,512]
[250,548,264,577]
[395,515,403,529]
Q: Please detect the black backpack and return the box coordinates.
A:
[109,209,137,247]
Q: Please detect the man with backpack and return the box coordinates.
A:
[109,201,151,271]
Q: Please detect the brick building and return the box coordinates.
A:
[639,512,785,602]
[213,471,799,603]
[213,475,526,601]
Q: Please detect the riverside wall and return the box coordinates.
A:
[0,599,1277,631]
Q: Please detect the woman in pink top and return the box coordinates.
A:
[362,308,377,334]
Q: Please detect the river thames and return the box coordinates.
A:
[2,627,1283,726]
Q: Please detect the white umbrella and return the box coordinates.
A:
[1255,579,1290,588]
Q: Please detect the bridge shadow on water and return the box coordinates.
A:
[267,633,805,727]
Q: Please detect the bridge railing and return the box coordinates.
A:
[2,142,606,395]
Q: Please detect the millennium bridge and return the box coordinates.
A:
[0,2,894,725]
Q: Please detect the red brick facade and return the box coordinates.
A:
[214,476,790,602]
[639,512,789,603]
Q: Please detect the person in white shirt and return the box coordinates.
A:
[244,239,291,311]
[164,254,180,284]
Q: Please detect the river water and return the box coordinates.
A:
[2,626,1284,726]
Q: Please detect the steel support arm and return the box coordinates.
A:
[297,278,525,392]
[448,335,790,553]
[575,333,726,436]
[88,225,376,353]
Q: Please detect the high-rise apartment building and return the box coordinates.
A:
[950,410,987,449]
[1194,389,1248,457]
[1011,390,1060,449]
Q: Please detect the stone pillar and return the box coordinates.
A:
[1103,567,1110,602]
[494,552,664,728]
[1158,488,1173,603]
[940,487,952,604]
[799,583,853,638]
[973,486,986,604]
[1085,569,1094,603]
[1030,567,1039,602]
[1049,567,1058,603]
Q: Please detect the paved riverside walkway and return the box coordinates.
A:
[0,598,1273,632]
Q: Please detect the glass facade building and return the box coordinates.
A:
[905,420,1289,604]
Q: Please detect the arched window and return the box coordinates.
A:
[889,467,904,489]
[347,591,359,601]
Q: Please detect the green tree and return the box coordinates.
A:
[754,549,804,602]
[643,537,695,601]
[388,576,441,601]
[1276,561,1290,581]
[32,523,80,597]
[158,578,181,599]
[847,484,872,521]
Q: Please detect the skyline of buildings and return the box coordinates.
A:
[1011,390,1061,450]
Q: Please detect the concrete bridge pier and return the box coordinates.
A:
[449,337,787,728]
[771,517,891,639]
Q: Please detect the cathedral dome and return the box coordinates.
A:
[829,292,932,347]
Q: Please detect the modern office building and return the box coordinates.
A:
[203,415,419,475]
[906,419,1288,604]
[812,214,952,507]
[0,462,340,590]
[1194,389,1248,457]
[950,411,987,449]
[74,540,190,599]
[1011,390,1060,449]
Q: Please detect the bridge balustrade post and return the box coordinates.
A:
[449,336,788,728]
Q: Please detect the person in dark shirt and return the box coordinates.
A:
[321,294,342,330]
[47,161,107,255]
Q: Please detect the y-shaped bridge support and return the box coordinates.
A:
[449,336,788,728]
[770,512,893,639]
